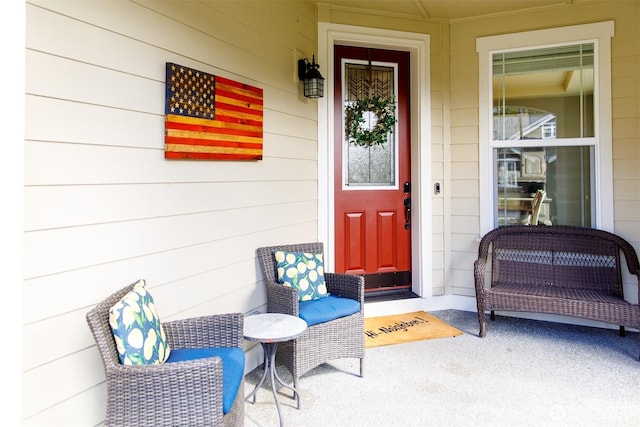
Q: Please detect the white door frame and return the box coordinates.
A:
[317,22,432,297]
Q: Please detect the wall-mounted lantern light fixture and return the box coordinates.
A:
[297,55,324,99]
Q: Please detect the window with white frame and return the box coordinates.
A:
[476,22,615,234]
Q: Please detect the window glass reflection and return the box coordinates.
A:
[496,146,592,227]
[493,43,594,140]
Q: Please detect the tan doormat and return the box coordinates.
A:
[365,311,463,348]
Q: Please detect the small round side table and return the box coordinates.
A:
[244,313,308,427]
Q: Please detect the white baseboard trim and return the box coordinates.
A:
[243,341,263,375]
[364,294,477,317]
[364,294,638,332]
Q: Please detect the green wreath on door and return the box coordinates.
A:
[345,95,396,147]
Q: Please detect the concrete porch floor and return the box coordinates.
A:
[243,309,640,426]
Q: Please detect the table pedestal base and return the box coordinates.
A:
[246,342,300,427]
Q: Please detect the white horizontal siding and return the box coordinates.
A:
[24,201,317,279]
[25,136,318,186]
[26,96,163,149]
[25,180,318,231]
[24,0,320,424]
[22,376,106,427]
[28,0,316,98]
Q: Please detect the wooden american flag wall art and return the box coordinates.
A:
[164,62,263,160]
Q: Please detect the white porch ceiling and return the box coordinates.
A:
[315,0,575,21]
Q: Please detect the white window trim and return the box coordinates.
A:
[476,21,615,235]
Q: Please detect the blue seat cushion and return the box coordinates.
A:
[166,347,244,414]
[299,294,360,326]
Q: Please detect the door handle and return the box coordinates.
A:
[404,196,411,230]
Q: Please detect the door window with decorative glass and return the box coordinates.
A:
[342,60,398,188]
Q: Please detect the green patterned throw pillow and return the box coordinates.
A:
[275,251,329,301]
[109,279,171,365]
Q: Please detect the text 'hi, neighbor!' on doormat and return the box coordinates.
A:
[364,311,463,348]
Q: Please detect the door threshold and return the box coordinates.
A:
[364,290,419,303]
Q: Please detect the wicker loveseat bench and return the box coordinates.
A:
[474,225,640,358]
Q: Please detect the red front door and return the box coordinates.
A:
[333,45,411,293]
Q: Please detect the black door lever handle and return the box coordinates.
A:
[404,197,411,230]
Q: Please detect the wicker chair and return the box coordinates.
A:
[86,282,245,427]
[257,242,365,391]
